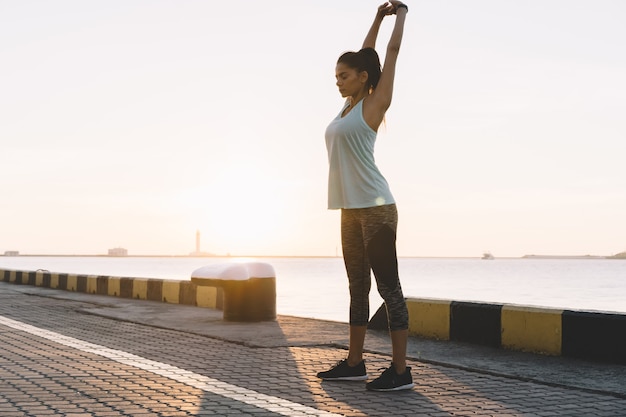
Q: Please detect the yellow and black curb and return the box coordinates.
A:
[4,267,625,364]
[1,268,223,310]
[370,298,626,365]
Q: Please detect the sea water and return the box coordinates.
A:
[1,256,625,322]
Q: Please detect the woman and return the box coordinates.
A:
[316,1,412,392]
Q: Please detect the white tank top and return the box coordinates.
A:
[325,99,395,209]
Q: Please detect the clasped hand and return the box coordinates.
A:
[376,1,406,17]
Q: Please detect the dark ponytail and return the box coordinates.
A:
[337,47,382,91]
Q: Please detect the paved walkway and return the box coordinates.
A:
[1,282,625,417]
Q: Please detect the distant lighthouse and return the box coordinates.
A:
[190,230,212,256]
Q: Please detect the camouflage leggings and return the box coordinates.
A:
[341,204,409,331]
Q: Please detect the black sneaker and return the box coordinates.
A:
[316,359,368,381]
[366,364,414,391]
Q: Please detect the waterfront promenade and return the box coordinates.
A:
[1,281,625,416]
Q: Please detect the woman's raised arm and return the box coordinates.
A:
[364,1,408,130]
[362,3,394,50]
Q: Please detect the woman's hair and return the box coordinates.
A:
[337,47,382,91]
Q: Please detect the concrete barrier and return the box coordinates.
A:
[191,262,276,322]
[1,267,222,310]
[562,310,626,363]
[369,298,626,364]
[502,305,562,356]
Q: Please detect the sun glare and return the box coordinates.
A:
[181,168,290,255]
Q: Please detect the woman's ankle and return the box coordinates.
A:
[347,356,363,367]
[393,362,407,374]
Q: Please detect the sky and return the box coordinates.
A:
[1,1,625,258]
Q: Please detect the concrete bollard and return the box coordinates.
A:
[191,262,276,322]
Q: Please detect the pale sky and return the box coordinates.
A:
[1,1,625,258]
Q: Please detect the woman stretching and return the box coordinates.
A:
[317,1,412,391]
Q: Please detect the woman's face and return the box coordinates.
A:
[335,63,366,98]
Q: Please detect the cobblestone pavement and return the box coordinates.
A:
[1,282,625,416]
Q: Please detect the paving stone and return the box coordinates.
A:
[2,282,626,417]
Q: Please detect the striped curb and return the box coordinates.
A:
[1,268,223,310]
[370,297,625,364]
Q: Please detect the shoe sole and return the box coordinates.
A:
[366,382,415,391]
[318,375,369,381]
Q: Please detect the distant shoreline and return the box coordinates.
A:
[2,253,625,259]
[1,254,343,259]
[521,255,606,260]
